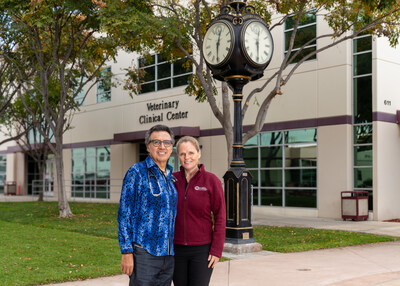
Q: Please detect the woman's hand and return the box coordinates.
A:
[121,253,134,275]
[208,254,220,268]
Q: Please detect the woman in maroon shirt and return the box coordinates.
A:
[173,136,226,286]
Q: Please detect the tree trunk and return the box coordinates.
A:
[37,158,46,202]
[54,132,74,218]
[224,127,233,167]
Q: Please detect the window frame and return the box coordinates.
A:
[244,128,318,208]
[352,34,373,210]
[138,54,193,94]
[71,146,111,199]
[284,12,317,63]
[97,66,112,103]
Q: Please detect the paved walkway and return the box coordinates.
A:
[46,213,400,286]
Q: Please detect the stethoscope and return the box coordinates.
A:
[147,168,171,197]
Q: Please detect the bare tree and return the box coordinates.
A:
[0,0,151,217]
[124,0,400,165]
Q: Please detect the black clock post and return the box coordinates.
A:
[202,0,274,253]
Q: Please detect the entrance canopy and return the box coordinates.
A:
[114,126,200,143]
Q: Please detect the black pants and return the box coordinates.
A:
[173,244,213,286]
[129,245,174,286]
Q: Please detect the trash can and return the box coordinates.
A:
[341,191,369,221]
[5,181,17,195]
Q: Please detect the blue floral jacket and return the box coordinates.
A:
[117,156,177,256]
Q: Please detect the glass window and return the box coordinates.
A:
[285,169,317,188]
[253,187,259,206]
[245,134,258,146]
[285,145,317,167]
[158,62,171,79]
[244,128,317,208]
[260,169,282,187]
[284,12,317,63]
[138,54,192,94]
[354,145,372,167]
[354,77,372,123]
[74,77,85,106]
[286,129,317,144]
[71,146,111,199]
[285,189,316,208]
[243,148,258,168]
[260,146,283,168]
[353,34,373,210]
[97,67,111,103]
[354,125,373,144]
[354,167,373,188]
[353,52,372,76]
[261,189,282,206]
[353,36,372,53]
[261,132,282,146]
[249,170,258,186]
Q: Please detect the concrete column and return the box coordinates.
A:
[317,124,353,218]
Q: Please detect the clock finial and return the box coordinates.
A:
[229,0,247,12]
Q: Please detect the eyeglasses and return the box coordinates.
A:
[149,140,174,147]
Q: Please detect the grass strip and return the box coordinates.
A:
[254,225,400,253]
[0,220,121,286]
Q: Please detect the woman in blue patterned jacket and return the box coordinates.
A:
[117,124,178,286]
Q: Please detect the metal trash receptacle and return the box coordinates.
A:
[341,191,369,221]
[5,181,17,195]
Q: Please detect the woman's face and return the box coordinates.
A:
[178,141,201,173]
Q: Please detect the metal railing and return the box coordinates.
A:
[30,178,123,201]
[32,179,54,197]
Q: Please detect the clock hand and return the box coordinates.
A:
[216,29,221,62]
[256,30,260,62]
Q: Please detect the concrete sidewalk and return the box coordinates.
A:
[49,214,400,286]
[50,241,400,286]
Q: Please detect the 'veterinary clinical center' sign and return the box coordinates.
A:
[139,100,188,124]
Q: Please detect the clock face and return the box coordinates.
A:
[242,21,273,66]
[203,21,234,67]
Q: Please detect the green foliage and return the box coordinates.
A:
[254,226,399,253]
[0,0,153,120]
[185,73,217,102]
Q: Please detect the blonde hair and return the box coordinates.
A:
[176,136,200,153]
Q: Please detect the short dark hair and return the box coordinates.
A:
[145,125,175,145]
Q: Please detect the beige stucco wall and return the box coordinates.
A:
[374,37,400,114]
[373,122,400,220]
[317,124,353,218]
[372,36,400,220]
[14,152,26,195]
[109,143,138,202]
[198,135,229,181]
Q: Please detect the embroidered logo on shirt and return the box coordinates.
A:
[194,186,208,191]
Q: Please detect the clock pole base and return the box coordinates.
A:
[223,241,263,255]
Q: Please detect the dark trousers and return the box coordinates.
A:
[173,244,213,286]
[129,245,174,286]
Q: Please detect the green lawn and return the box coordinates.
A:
[254,225,399,252]
[0,202,398,286]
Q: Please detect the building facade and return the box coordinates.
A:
[1,13,400,221]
